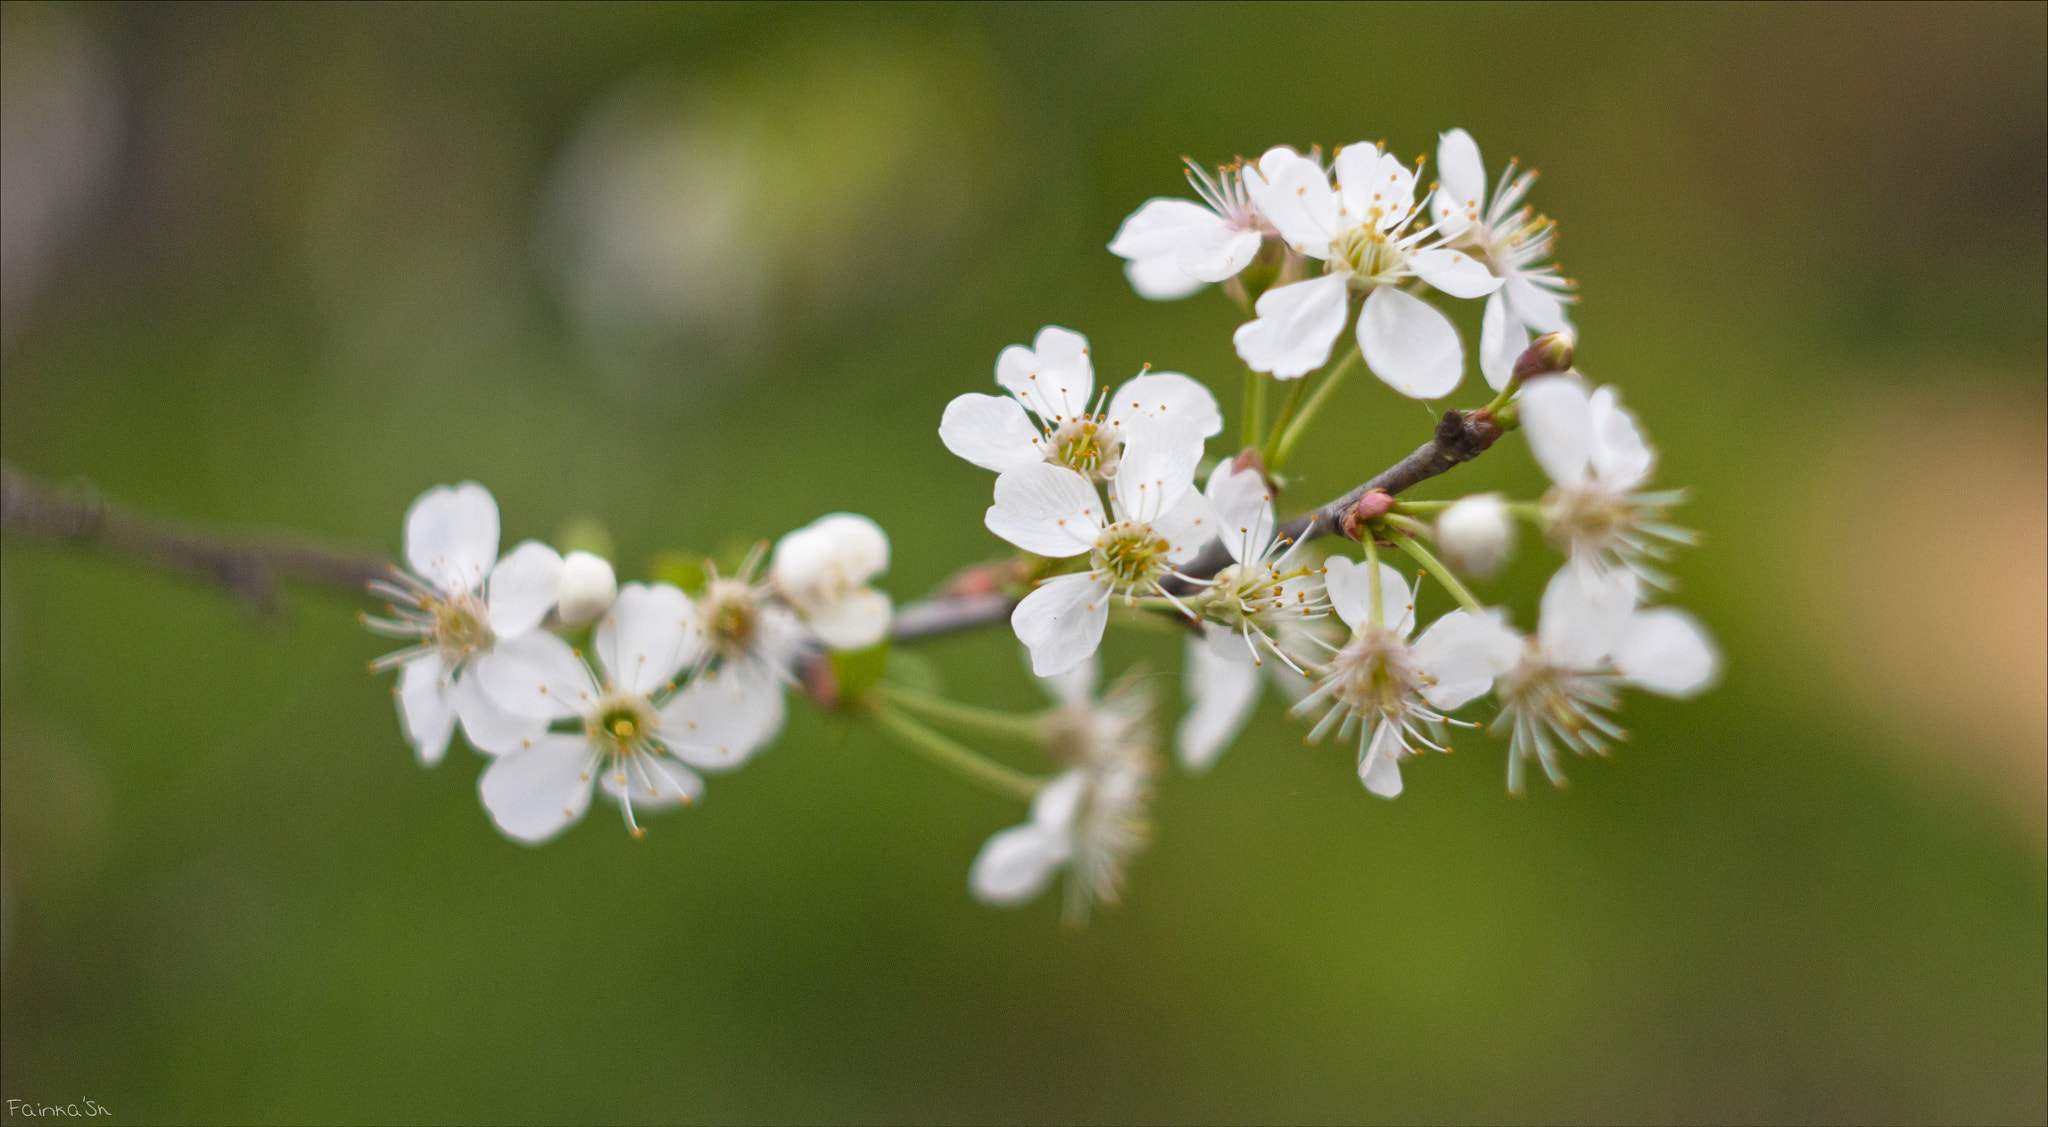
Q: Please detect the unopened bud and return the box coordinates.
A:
[1341,489,1395,540]
[1511,331,1575,384]
[1436,494,1515,578]
[556,551,618,625]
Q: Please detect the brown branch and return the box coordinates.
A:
[1,464,391,613]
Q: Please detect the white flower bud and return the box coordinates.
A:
[555,550,618,625]
[1436,494,1514,578]
[771,513,893,651]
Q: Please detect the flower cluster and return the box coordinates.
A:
[366,486,893,842]
[363,126,1720,927]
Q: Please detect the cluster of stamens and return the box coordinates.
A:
[1045,415,1122,481]
[1492,651,1624,794]
[1091,521,1172,594]
[699,577,761,660]
[1332,217,1408,287]
[1541,485,1695,587]
[362,571,494,673]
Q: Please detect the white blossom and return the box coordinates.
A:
[771,512,892,651]
[1233,143,1501,395]
[363,483,564,767]
[1107,159,1270,300]
[1173,461,1333,772]
[985,420,1214,676]
[1436,493,1516,578]
[1492,565,1720,793]
[939,325,1222,481]
[970,654,1154,924]
[474,583,785,843]
[1176,619,1334,774]
[1292,558,1521,797]
[555,550,618,625]
[1429,128,1575,390]
[1518,376,1697,587]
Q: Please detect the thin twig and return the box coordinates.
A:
[2,464,391,613]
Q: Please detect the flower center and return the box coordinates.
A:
[700,579,758,657]
[1091,521,1170,589]
[425,593,493,661]
[1046,417,1122,481]
[1332,218,1406,288]
[1327,626,1422,723]
[1501,656,1602,736]
[591,695,659,756]
[1208,563,1288,629]
[1541,484,1632,552]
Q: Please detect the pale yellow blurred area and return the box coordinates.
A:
[1796,378,2047,844]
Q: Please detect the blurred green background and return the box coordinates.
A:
[3,3,2043,1123]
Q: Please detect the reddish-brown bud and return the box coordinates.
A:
[1511,331,1575,384]
[1341,489,1395,540]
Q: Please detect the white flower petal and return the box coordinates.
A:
[598,754,705,812]
[969,823,1071,906]
[1502,274,1569,334]
[594,583,698,697]
[1178,224,1264,284]
[1587,386,1655,491]
[475,629,599,722]
[1322,557,1412,634]
[1151,485,1217,563]
[485,540,563,638]
[1479,292,1529,392]
[1012,573,1112,677]
[1124,255,1208,301]
[1412,609,1523,710]
[802,588,892,651]
[478,734,596,845]
[1204,462,1276,565]
[1105,372,1223,438]
[1613,608,1719,698]
[1538,564,1639,671]
[995,325,1094,425]
[1031,768,1089,832]
[404,482,500,594]
[1431,128,1486,236]
[1409,248,1503,299]
[1517,376,1594,485]
[985,463,1103,558]
[1359,286,1463,399]
[1242,146,1338,256]
[452,664,548,756]
[1336,147,1417,231]
[1036,648,1100,710]
[397,652,456,766]
[1233,272,1349,379]
[939,393,1046,473]
[1359,723,1405,798]
[1111,417,1204,525]
[659,665,788,771]
[1177,630,1261,772]
[1108,197,1218,261]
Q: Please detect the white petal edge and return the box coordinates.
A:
[1358,286,1463,400]
[1613,608,1719,698]
[474,629,600,722]
[969,823,1071,906]
[485,540,563,638]
[477,734,596,845]
[1012,573,1112,677]
[939,393,1046,473]
[985,462,1103,558]
[1517,376,1595,486]
[1233,273,1349,379]
[404,482,500,594]
[397,652,455,767]
[1177,630,1261,772]
[594,582,699,697]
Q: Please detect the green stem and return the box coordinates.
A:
[870,704,1045,801]
[1387,531,1485,614]
[1261,375,1311,464]
[871,683,1046,743]
[1391,499,1453,514]
[1363,534,1384,627]
[1241,366,1267,449]
[1505,501,1545,521]
[1482,375,1521,416]
[1270,346,1361,472]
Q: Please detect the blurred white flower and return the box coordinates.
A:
[985,422,1215,676]
[1518,377,1697,587]
[363,483,563,767]
[1108,160,1270,300]
[1293,559,1522,797]
[939,325,1222,482]
[1493,565,1720,793]
[1429,129,1575,390]
[555,551,618,626]
[1234,143,1501,395]
[970,654,1154,924]
[475,583,784,843]
[1436,493,1516,578]
[772,513,893,651]
[690,556,806,717]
